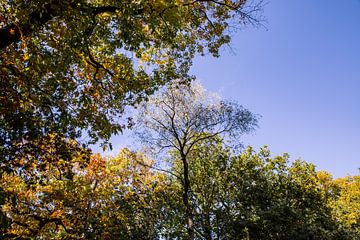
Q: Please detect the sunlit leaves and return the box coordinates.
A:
[0,1,262,169]
[168,140,357,239]
[0,148,167,239]
[328,175,360,236]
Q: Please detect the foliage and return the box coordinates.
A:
[320,172,360,237]
[136,80,258,154]
[332,175,360,233]
[1,143,359,239]
[1,1,358,239]
[0,0,263,172]
[168,138,359,239]
[0,148,167,239]
[135,80,258,239]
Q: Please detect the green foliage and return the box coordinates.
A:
[1,144,358,239]
[169,139,358,239]
[1,3,358,238]
[135,80,258,239]
[0,0,262,172]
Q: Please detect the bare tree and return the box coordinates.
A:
[135,80,258,240]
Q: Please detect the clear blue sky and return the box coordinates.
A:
[191,0,360,177]
[96,0,360,178]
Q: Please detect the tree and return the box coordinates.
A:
[0,148,168,239]
[168,139,355,239]
[321,173,360,237]
[0,0,263,173]
[1,138,359,239]
[135,80,258,239]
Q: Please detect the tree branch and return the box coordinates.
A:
[0,3,122,50]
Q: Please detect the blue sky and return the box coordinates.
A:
[96,0,360,178]
[191,0,360,177]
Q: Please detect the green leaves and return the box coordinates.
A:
[1,142,359,239]
[1,0,263,174]
[168,140,358,239]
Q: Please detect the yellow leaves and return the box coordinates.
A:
[324,174,360,234]
[317,171,333,183]
[140,52,151,64]
[155,59,167,65]
[316,171,334,190]
[99,12,113,19]
[50,209,65,218]
[0,173,25,193]
[23,53,29,61]
[142,23,150,34]
[2,203,12,213]
[138,47,170,66]
[0,147,166,238]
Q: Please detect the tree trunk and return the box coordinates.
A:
[182,155,194,240]
[204,212,212,240]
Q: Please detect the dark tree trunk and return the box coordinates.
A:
[204,212,212,240]
[182,155,194,240]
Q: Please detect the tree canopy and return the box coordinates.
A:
[1,1,359,239]
[0,149,168,239]
[135,80,258,239]
[0,0,263,173]
[168,139,358,239]
[1,144,358,239]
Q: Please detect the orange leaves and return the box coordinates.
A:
[0,139,163,237]
[9,28,16,35]
[50,209,64,218]
[85,153,106,181]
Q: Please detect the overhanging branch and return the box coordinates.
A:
[0,3,122,50]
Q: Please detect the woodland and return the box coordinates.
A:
[0,0,359,239]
